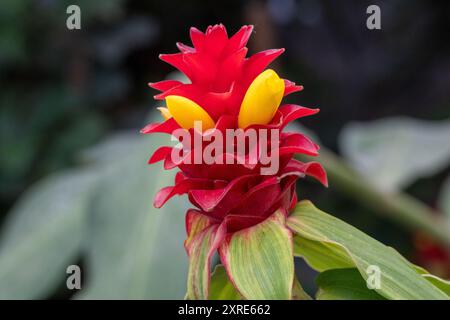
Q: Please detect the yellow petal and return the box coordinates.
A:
[238,69,285,128]
[165,95,215,130]
[157,107,172,120]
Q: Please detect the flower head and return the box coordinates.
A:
[142,24,327,299]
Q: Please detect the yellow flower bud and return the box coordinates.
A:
[157,107,172,120]
[238,69,285,128]
[165,95,215,130]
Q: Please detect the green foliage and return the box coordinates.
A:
[186,223,220,300]
[220,210,294,300]
[316,269,385,300]
[421,275,450,296]
[0,170,97,299]
[0,0,157,209]
[0,123,189,299]
[340,117,450,192]
[294,236,354,271]
[288,201,449,300]
[413,265,450,296]
[77,132,188,299]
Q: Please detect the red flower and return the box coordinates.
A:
[141,24,327,299]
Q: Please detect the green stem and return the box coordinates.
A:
[296,149,450,249]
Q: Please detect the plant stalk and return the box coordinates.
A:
[296,149,450,249]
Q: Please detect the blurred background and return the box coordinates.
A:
[0,0,449,299]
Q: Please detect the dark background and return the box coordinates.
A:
[1,0,449,298]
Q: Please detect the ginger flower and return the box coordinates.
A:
[142,24,327,300]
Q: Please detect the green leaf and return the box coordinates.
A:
[186,224,223,300]
[76,132,189,299]
[287,201,449,300]
[316,268,385,300]
[422,275,450,297]
[413,265,450,297]
[209,266,310,301]
[299,221,449,298]
[209,265,241,300]
[340,117,450,192]
[292,276,312,300]
[294,235,354,272]
[185,211,223,300]
[0,170,98,299]
[0,112,190,299]
[220,210,294,300]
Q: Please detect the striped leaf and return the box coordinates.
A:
[414,265,450,297]
[294,235,354,271]
[422,275,450,296]
[287,200,449,300]
[185,210,216,249]
[186,219,225,300]
[219,210,294,300]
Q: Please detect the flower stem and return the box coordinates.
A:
[296,149,450,249]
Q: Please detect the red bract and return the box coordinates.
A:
[149,24,301,120]
[141,24,327,298]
